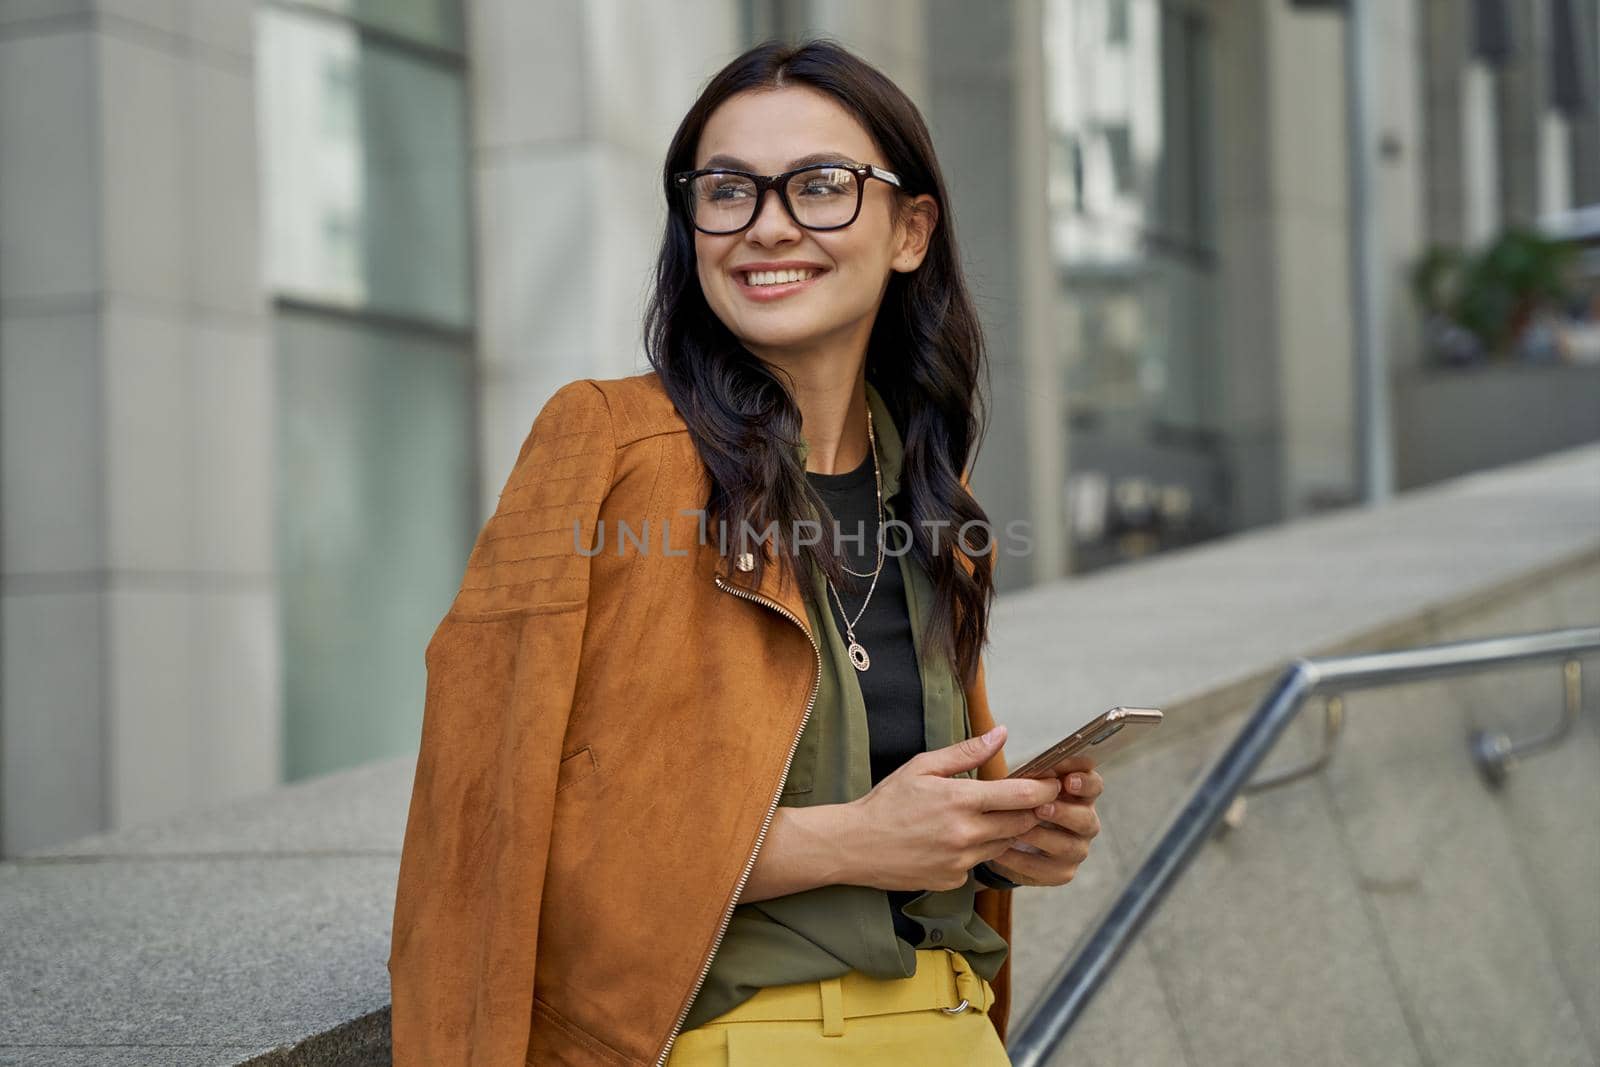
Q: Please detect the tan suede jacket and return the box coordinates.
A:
[388,370,1013,1066]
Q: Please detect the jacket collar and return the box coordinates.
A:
[862,380,904,501]
[712,379,906,624]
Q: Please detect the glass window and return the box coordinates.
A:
[275,312,476,780]
[257,0,475,782]
[258,6,472,329]
[1045,0,1225,571]
[296,0,464,51]
[1107,0,1131,43]
[1103,122,1135,193]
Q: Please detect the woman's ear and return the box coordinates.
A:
[892,194,939,272]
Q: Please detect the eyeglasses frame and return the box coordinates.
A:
[671,161,903,235]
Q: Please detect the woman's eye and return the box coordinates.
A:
[799,180,848,197]
[708,184,751,201]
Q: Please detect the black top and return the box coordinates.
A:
[805,444,934,946]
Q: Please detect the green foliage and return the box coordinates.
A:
[1409,228,1580,361]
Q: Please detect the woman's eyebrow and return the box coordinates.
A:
[701,151,863,170]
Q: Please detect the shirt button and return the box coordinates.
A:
[929,929,944,944]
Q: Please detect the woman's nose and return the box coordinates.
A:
[745,186,801,243]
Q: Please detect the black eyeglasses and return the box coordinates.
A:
[672,161,903,235]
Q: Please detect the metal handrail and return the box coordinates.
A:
[1006,625,1600,1067]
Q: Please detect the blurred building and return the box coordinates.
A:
[1,0,1596,854]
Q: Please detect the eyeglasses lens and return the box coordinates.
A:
[686,166,861,233]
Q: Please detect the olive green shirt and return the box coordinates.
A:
[679,382,1008,1033]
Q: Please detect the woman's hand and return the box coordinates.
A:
[843,724,1061,892]
[981,756,1104,888]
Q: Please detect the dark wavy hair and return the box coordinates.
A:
[643,37,995,689]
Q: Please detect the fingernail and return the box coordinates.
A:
[984,724,1003,741]
[1039,803,1055,816]
[1069,774,1083,792]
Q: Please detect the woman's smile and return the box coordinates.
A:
[732,264,831,302]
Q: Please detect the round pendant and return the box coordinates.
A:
[848,641,871,672]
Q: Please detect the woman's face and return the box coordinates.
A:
[688,86,936,363]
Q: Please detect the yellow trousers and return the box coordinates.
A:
[665,948,1012,1066]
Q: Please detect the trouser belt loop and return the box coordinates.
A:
[819,975,846,1036]
[944,949,985,1013]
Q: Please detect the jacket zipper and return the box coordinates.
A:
[652,573,822,1067]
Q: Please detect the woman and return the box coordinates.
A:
[388,38,1105,1067]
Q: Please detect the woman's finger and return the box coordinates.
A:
[1041,754,1098,779]
[990,830,1087,886]
[1030,809,1094,844]
[1061,769,1104,801]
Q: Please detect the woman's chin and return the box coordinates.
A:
[730,320,833,354]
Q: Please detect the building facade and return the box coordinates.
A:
[2,0,1594,853]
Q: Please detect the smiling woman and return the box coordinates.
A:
[389,34,1105,1067]
[645,41,1076,1066]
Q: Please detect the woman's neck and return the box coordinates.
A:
[746,326,874,477]
[793,375,871,476]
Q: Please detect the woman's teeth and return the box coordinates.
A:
[744,268,819,286]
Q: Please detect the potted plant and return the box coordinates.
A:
[1410,228,1580,365]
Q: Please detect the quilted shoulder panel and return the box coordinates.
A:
[451,379,618,616]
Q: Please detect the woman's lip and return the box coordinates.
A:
[733,268,828,302]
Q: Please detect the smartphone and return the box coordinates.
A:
[1004,705,1164,780]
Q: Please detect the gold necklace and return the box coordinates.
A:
[839,407,885,579]
[823,407,884,672]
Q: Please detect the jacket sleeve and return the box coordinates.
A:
[388,379,617,1066]
[955,464,1016,1044]
[966,651,1016,1046]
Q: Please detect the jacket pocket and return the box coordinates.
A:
[556,745,599,794]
